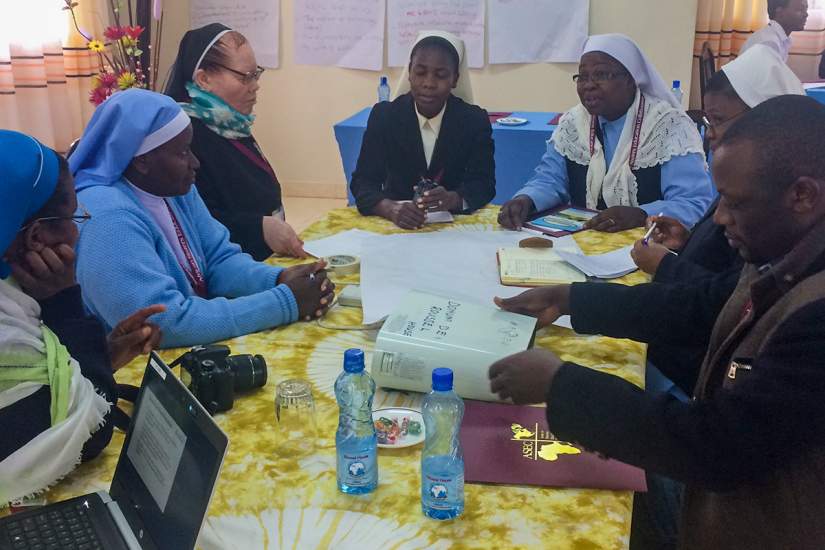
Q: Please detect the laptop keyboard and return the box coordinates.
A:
[2,501,104,550]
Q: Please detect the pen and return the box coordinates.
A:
[642,212,664,245]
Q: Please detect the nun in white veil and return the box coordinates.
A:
[500,34,714,233]
[350,30,495,230]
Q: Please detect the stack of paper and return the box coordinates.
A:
[555,245,638,279]
[303,229,379,258]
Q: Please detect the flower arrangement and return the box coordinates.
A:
[63,1,164,105]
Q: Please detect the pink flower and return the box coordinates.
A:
[89,86,110,106]
[104,26,125,40]
[124,26,144,40]
[98,71,118,89]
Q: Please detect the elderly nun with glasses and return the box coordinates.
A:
[0,131,163,503]
[499,34,714,233]
[165,23,305,260]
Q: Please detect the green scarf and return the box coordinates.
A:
[180,82,255,139]
[0,325,72,425]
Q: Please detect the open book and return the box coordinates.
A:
[498,247,587,286]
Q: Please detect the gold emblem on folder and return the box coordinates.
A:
[511,423,581,462]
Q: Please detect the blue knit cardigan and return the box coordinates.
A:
[76,180,298,348]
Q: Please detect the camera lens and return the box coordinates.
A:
[226,354,267,392]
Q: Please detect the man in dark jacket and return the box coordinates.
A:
[488,95,825,550]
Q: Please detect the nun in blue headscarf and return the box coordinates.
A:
[70,89,334,348]
[0,130,162,502]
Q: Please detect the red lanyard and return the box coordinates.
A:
[589,94,646,170]
[164,201,208,298]
[230,139,277,182]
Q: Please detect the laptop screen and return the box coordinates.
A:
[109,352,228,550]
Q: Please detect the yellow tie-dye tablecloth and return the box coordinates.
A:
[45,207,649,549]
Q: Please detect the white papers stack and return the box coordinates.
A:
[556,245,638,279]
[359,227,582,328]
[303,229,379,259]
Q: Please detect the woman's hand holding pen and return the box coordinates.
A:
[278,261,335,320]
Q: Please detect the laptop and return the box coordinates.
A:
[0,351,229,550]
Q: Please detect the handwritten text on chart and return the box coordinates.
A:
[294,0,384,70]
[387,0,485,68]
[191,0,281,68]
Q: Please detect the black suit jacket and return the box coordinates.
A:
[350,93,495,215]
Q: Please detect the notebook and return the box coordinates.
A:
[498,247,587,286]
[525,206,598,237]
[0,352,229,550]
[460,400,647,491]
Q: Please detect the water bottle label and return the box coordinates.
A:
[338,450,377,487]
[422,472,464,510]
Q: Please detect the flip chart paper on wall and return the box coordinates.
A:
[294,0,385,71]
[191,0,281,68]
[488,0,589,64]
[387,0,485,68]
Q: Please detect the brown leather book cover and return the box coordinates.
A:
[460,400,647,492]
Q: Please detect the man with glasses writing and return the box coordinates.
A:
[499,34,713,233]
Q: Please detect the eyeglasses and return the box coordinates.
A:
[573,71,629,84]
[700,109,748,132]
[19,206,91,232]
[213,63,265,84]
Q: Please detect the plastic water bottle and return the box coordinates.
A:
[671,80,684,109]
[335,348,378,494]
[378,75,391,102]
[421,368,464,520]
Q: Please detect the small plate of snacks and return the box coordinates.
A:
[372,408,425,448]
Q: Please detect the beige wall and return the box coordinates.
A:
[159,0,699,198]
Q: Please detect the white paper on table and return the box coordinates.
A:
[425,211,454,224]
[556,245,638,279]
[191,0,280,68]
[803,82,825,90]
[293,0,385,71]
[387,0,485,68]
[359,228,582,326]
[302,229,379,259]
[488,0,588,64]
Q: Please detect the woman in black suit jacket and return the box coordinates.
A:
[350,33,495,229]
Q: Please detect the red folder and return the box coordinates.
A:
[460,400,647,491]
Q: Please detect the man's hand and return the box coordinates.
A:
[8,244,77,300]
[631,239,671,275]
[497,196,535,230]
[494,285,571,328]
[584,206,647,233]
[415,186,461,212]
[645,215,689,250]
[375,199,426,230]
[262,216,307,258]
[278,261,335,320]
[108,304,165,371]
[489,349,565,404]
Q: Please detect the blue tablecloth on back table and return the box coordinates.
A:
[333,107,559,205]
[806,86,825,105]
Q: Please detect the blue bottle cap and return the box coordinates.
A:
[380,75,388,85]
[432,368,453,391]
[343,348,365,373]
[672,80,681,88]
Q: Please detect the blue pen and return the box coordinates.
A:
[642,212,665,246]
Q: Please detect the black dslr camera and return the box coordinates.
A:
[170,345,267,414]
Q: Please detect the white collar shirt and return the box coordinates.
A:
[415,102,447,168]
[741,20,792,62]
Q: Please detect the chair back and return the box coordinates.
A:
[698,42,717,110]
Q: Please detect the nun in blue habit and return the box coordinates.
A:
[0,131,118,501]
[70,89,333,348]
